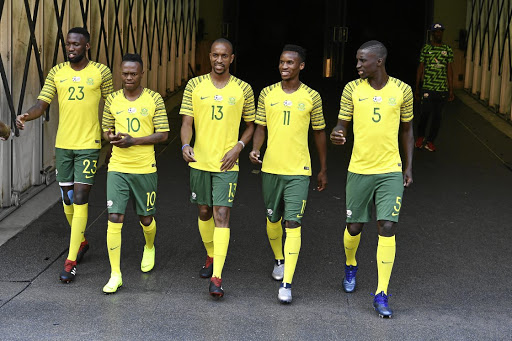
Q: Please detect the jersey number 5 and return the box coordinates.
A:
[372,108,381,123]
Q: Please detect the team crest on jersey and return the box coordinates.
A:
[107,200,113,208]
[128,107,137,114]
[228,97,236,105]
[267,208,273,216]
[191,192,197,200]
[86,78,94,85]
[346,209,352,218]
[441,50,447,56]
[140,108,149,116]
[283,100,292,107]
[388,97,396,106]
[373,96,382,103]
[72,76,81,82]
[214,95,223,101]
[297,103,306,111]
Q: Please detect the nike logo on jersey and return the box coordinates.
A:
[115,110,124,115]
[271,102,279,106]
[60,79,67,83]
[359,98,368,101]
[201,96,210,100]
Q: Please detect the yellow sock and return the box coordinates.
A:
[344,227,361,266]
[266,218,283,260]
[67,203,88,261]
[107,221,123,275]
[141,218,156,249]
[283,227,301,284]
[212,227,230,279]
[376,235,396,295]
[63,202,73,227]
[198,217,215,257]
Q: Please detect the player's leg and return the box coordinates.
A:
[372,172,404,318]
[190,168,215,277]
[103,171,130,294]
[416,91,432,149]
[208,171,238,298]
[343,172,374,293]
[425,92,447,151]
[278,175,309,304]
[261,172,285,281]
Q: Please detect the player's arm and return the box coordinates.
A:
[399,121,414,187]
[415,62,425,101]
[180,114,196,162]
[249,124,266,164]
[16,100,50,130]
[220,120,255,172]
[313,129,328,191]
[447,61,454,101]
[110,131,168,148]
[330,119,350,145]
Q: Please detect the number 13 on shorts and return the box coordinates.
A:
[228,182,237,203]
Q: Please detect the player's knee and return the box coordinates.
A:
[198,205,212,220]
[109,213,124,224]
[61,188,74,205]
[378,220,396,237]
[213,207,230,226]
[285,220,300,229]
[140,215,153,226]
[347,223,363,235]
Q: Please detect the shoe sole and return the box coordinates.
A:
[278,297,292,304]
[209,291,224,298]
[374,307,392,318]
[103,284,122,295]
[272,274,283,281]
[59,278,73,284]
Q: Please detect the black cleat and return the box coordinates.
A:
[199,256,213,278]
[59,259,77,283]
[209,276,224,298]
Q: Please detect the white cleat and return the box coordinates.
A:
[278,284,292,304]
[272,260,284,281]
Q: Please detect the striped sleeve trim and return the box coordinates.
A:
[302,84,326,130]
[256,83,276,126]
[148,89,170,132]
[389,77,414,122]
[232,76,256,122]
[338,80,358,121]
[92,62,114,99]
[179,75,208,117]
[102,90,122,131]
[37,63,66,103]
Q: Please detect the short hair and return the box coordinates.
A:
[358,40,387,61]
[68,27,90,43]
[211,38,233,54]
[122,53,143,68]
[282,44,306,62]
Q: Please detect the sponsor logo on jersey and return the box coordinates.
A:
[107,200,113,208]
[346,209,352,218]
[284,100,292,107]
[214,95,223,101]
[373,96,382,103]
[298,103,306,111]
[72,76,81,82]
[140,108,149,116]
[87,78,94,85]
[388,97,396,106]
[228,97,236,105]
[304,166,309,170]
[128,107,137,114]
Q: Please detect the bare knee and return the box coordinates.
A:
[139,215,153,226]
[377,220,396,237]
[347,223,364,236]
[213,206,230,227]
[198,205,213,221]
[285,220,300,229]
[109,213,124,224]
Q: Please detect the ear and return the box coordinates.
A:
[229,53,235,64]
[377,58,383,66]
[299,62,305,71]
[85,42,91,51]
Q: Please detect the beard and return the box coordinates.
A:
[68,53,85,63]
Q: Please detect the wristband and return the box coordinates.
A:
[238,140,245,149]
[181,144,190,151]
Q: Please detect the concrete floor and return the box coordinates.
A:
[0,91,511,340]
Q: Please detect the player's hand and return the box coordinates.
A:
[110,132,134,148]
[182,145,196,162]
[105,128,119,142]
[16,113,29,130]
[220,144,242,171]
[249,149,262,164]
[403,168,413,187]
[316,170,328,191]
[330,129,346,145]
[0,122,10,141]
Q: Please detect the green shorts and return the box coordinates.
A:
[189,168,238,207]
[106,171,158,216]
[55,148,100,185]
[261,172,309,224]
[346,171,404,223]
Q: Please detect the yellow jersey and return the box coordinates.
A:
[102,88,169,174]
[38,61,113,150]
[256,82,325,176]
[180,74,255,172]
[339,77,413,174]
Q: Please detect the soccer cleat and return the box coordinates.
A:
[209,276,224,298]
[199,256,213,278]
[342,265,358,293]
[372,291,393,318]
[414,137,425,149]
[103,274,123,294]
[278,283,292,304]
[59,259,77,283]
[424,141,436,152]
[76,239,89,263]
[272,259,284,281]
[141,245,156,272]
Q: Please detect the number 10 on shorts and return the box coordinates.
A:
[146,191,156,211]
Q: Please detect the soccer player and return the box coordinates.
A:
[414,23,454,152]
[180,38,255,298]
[330,40,414,318]
[249,44,327,304]
[0,121,10,140]
[16,27,113,283]
[101,53,169,294]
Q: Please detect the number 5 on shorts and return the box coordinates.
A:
[392,196,401,216]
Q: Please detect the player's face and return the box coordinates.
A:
[356,49,381,79]
[432,30,443,43]
[209,43,234,75]
[279,51,304,81]
[121,61,143,91]
[65,33,89,63]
